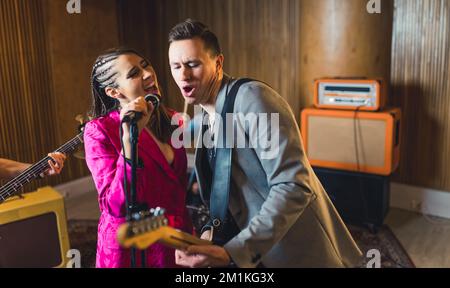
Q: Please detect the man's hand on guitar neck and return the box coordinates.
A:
[40,152,66,177]
[0,152,66,180]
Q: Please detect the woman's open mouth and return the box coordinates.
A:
[144,86,159,95]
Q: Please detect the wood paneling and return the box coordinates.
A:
[120,0,450,191]
[120,0,302,119]
[298,0,394,109]
[390,0,450,190]
[1,0,449,192]
[0,0,59,190]
[43,0,120,185]
[0,0,121,190]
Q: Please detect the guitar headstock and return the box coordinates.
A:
[117,207,168,250]
[73,114,91,159]
[75,114,90,133]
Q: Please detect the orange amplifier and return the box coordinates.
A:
[301,107,401,175]
[314,79,386,111]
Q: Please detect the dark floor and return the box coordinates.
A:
[63,188,450,268]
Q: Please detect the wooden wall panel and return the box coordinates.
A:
[390,0,450,190]
[298,0,394,109]
[120,0,301,120]
[0,0,59,191]
[121,0,450,191]
[2,0,449,192]
[44,0,121,184]
[0,0,121,191]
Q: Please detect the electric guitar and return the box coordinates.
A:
[0,116,86,204]
[117,207,212,250]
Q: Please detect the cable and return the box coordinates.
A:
[353,104,371,230]
[352,105,409,267]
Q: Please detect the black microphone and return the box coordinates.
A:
[122,94,160,123]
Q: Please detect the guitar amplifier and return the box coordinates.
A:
[314,79,386,111]
[313,167,390,230]
[301,107,401,175]
[0,187,70,267]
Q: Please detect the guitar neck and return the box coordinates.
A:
[0,132,84,203]
[158,226,212,249]
[118,223,212,250]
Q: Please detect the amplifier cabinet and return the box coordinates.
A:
[0,187,70,267]
[314,167,390,230]
[301,107,401,175]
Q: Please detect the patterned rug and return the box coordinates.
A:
[67,220,415,268]
[347,224,415,268]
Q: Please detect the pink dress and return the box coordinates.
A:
[84,110,192,268]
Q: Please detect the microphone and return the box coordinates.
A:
[144,93,160,110]
[122,94,160,123]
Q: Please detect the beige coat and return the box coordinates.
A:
[195,75,363,268]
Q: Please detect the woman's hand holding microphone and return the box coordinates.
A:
[120,96,155,159]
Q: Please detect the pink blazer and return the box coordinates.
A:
[84,110,192,268]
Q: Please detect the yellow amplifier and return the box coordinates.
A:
[314,78,386,111]
[301,107,401,175]
[0,187,70,267]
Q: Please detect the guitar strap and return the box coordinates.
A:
[209,78,253,237]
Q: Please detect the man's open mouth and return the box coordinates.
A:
[182,86,196,97]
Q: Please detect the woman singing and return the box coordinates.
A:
[84,48,192,268]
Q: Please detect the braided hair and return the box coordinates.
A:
[89,47,175,143]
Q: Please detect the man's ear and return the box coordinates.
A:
[105,87,122,99]
[216,54,224,71]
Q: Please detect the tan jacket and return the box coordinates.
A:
[195,75,363,268]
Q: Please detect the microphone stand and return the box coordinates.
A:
[122,96,160,267]
[127,118,147,268]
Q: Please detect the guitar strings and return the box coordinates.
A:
[0,133,83,200]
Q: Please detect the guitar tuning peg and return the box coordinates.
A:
[131,226,140,235]
[154,207,165,216]
[144,219,153,231]
[131,212,140,221]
